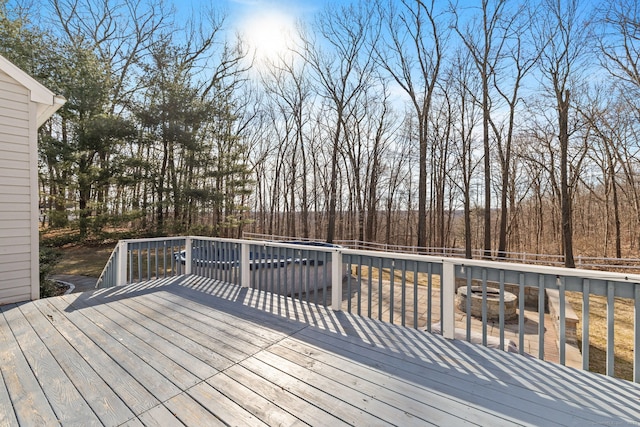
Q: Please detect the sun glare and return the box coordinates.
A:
[240,10,296,66]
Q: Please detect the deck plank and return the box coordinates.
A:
[66,293,215,386]
[207,371,307,426]
[217,364,348,426]
[0,359,19,427]
[269,339,496,426]
[24,300,136,426]
[163,392,226,426]
[186,381,269,426]
[142,291,282,349]
[118,295,255,368]
[54,293,182,403]
[1,304,100,426]
[174,275,335,332]
[44,296,163,414]
[294,317,634,425]
[254,349,448,426]
[123,299,266,360]
[2,277,639,426]
[136,405,186,427]
[240,355,385,425]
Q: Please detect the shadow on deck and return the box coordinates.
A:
[0,275,638,425]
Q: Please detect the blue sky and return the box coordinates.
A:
[178,0,333,29]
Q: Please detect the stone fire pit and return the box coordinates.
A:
[456,286,518,321]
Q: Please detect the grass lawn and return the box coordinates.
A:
[566,292,634,381]
[52,243,115,277]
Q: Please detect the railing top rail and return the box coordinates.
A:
[114,235,640,285]
[95,243,120,288]
[120,236,188,244]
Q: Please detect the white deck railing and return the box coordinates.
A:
[96,236,640,383]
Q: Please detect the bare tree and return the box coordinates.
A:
[449,48,482,258]
[374,0,446,250]
[451,0,506,258]
[299,1,378,243]
[534,0,590,267]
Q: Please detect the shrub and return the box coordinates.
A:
[39,247,61,298]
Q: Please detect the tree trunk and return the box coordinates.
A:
[558,89,575,268]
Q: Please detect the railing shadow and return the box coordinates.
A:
[56,274,640,425]
[175,276,639,425]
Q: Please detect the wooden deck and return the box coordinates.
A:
[1,276,639,426]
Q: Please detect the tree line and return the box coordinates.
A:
[2,0,640,266]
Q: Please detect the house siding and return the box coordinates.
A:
[0,69,37,304]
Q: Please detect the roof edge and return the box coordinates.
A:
[0,54,66,125]
[0,54,57,104]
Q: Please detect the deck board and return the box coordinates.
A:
[0,351,19,427]
[134,405,185,427]
[1,275,639,426]
[293,320,597,425]
[216,364,348,426]
[3,305,101,426]
[20,300,134,426]
[49,295,182,403]
[64,295,204,390]
[206,371,304,426]
[42,296,162,414]
[0,307,57,426]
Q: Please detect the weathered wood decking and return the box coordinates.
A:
[1,275,638,426]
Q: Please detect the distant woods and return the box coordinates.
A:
[3,0,640,264]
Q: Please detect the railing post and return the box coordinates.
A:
[185,237,192,275]
[441,261,456,340]
[241,242,250,288]
[116,240,128,286]
[331,249,343,311]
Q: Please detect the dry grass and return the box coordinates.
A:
[566,291,634,380]
[52,244,116,277]
[353,265,441,288]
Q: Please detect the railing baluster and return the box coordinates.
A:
[297,248,302,299]
[466,266,472,341]
[357,255,363,316]
[154,241,159,279]
[283,246,288,296]
[538,275,545,360]
[413,262,418,329]
[607,281,615,377]
[518,273,525,355]
[482,268,488,347]
[304,249,309,302]
[582,279,590,371]
[346,255,353,313]
[389,260,395,324]
[634,284,640,383]
[378,257,383,321]
[499,270,505,351]
[427,263,433,331]
[146,241,150,281]
[322,250,328,306]
[401,259,407,327]
[270,245,275,296]
[137,244,142,283]
[559,276,566,365]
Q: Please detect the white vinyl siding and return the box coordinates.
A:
[0,69,35,305]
